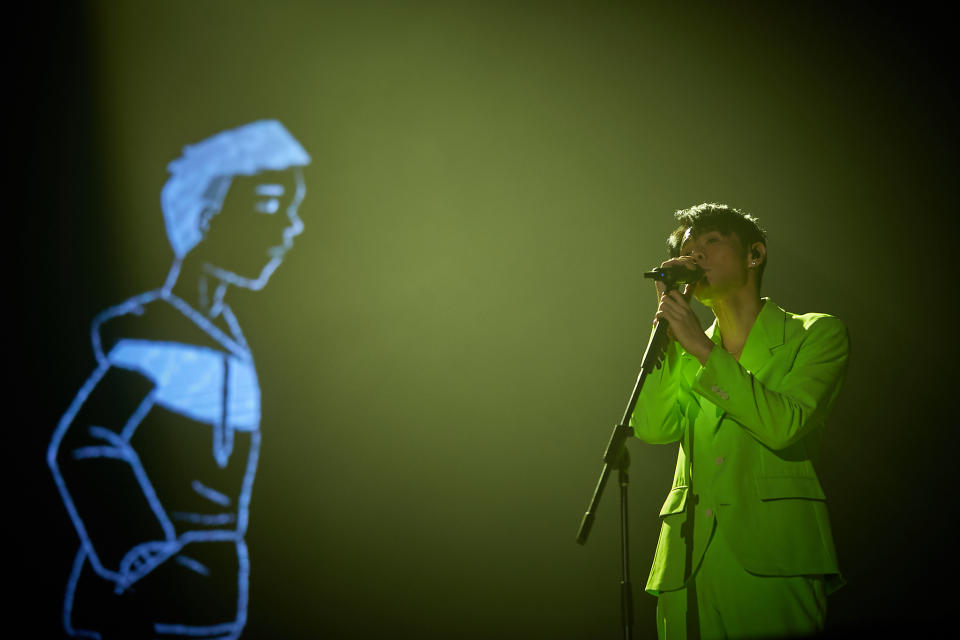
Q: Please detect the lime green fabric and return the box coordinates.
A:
[631,299,849,596]
[655,520,827,639]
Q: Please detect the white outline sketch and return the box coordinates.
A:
[48,120,310,639]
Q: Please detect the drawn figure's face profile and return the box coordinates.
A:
[199,167,306,290]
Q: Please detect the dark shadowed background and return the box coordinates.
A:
[20,2,956,638]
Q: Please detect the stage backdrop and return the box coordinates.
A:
[25,2,954,638]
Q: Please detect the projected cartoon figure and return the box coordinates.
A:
[48,120,310,639]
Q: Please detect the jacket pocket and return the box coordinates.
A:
[755,476,826,501]
[658,486,688,516]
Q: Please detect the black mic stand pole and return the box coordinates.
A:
[576,279,680,640]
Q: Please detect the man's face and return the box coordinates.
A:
[679,227,750,306]
[200,167,305,288]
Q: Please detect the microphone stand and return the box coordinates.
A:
[577,279,680,640]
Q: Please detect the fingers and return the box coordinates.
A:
[659,290,688,310]
[655,264,697,301]
[652,310,676,342]
[654,257,699,302]
[660,256,700,270]
[653,284,694,342]
[656,290,692,325]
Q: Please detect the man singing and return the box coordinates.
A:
[631,203,849,639]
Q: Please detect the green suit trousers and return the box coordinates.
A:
[655,518,827,640]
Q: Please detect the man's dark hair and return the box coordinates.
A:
[667,202,768,287]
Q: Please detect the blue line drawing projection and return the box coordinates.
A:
[48,120,310,639]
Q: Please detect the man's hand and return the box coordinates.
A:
[656,288,714,366]
[653,256,701,299]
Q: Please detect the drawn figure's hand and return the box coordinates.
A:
[116,540,180,593]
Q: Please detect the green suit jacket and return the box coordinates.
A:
[630,298,849,595]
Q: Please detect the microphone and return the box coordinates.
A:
[643,264,705,285]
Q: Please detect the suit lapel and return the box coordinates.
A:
[738,298,786,378]
[682,299,786,426]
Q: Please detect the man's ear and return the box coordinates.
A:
[749,242,766,266]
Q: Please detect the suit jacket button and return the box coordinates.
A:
[715,456,724,465]
[705,508,714,518]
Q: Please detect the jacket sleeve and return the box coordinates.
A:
[692,315,849,450]
[48,363,175,581]
[630,340,687,444]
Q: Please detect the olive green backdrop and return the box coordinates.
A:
[25,2,954,638]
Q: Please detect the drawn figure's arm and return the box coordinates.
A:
[48,363,179,588]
